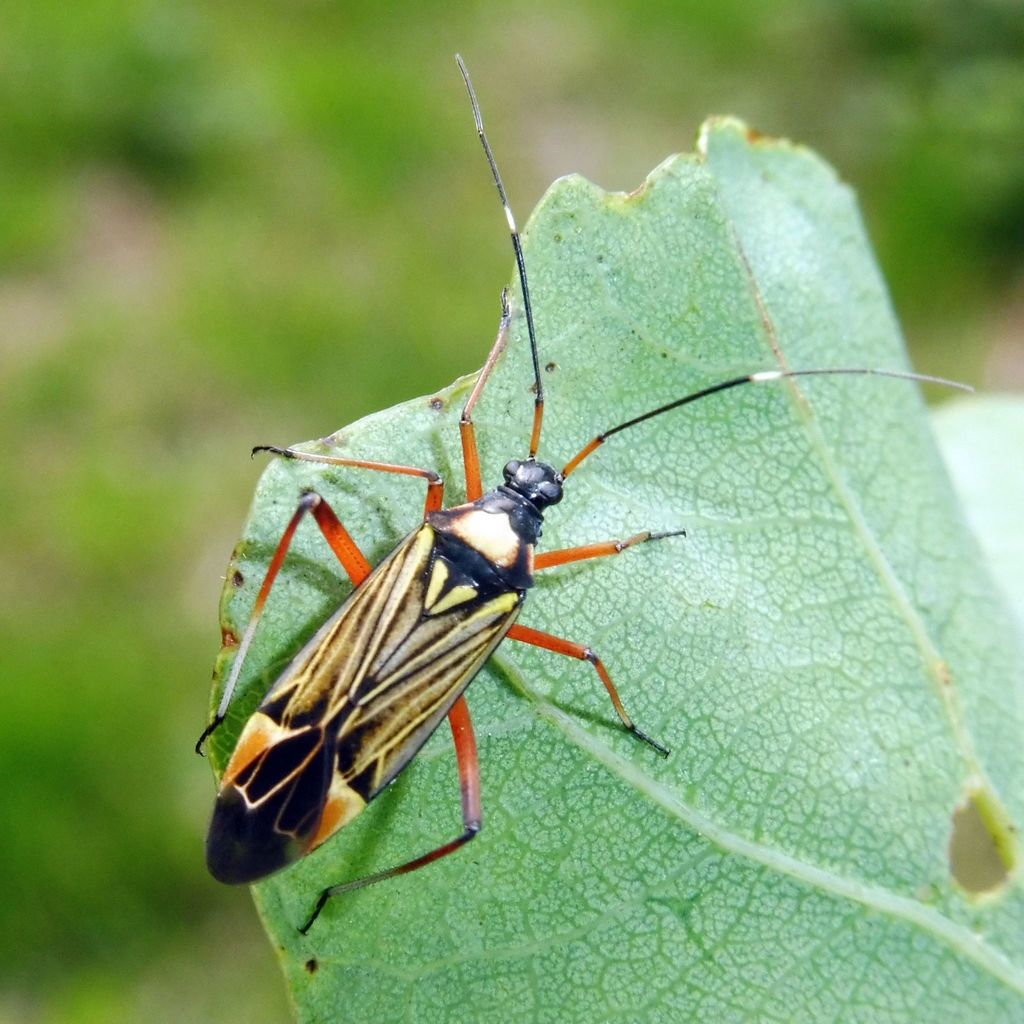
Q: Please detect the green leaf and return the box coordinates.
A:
[934,395,1024,631]
[207,118,1024,1023]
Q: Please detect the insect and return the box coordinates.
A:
[197,56,969,934]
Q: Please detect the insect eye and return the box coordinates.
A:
[502,460,522,484]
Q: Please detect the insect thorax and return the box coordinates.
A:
[428,468,557,594]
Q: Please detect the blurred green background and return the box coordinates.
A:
[2,2,1022,1021]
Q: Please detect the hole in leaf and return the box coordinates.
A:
[949,787,1017,896]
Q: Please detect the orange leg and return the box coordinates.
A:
[299,692,482,933]
[197,491,377,753]
[254,445,444,515]
[201,490,484,930]
[459,291,511,501]
[535,529,686,571]
[198,470,450,752]
[507,624,670,757]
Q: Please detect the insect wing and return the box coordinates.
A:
[207,523,521,884]
[206,716,336,884]
[334,547,522,804]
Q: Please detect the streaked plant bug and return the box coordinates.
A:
[197,55,970,934]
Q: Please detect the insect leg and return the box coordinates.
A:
[506,624,670,757]
[460,290,511,501]
[253,446,445,516]
[535,529,686,571]
[299,694,482,933]
[196,491,373,754]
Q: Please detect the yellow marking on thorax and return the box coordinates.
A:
[425,559,449,608]
[305,774,366,852]
[447,509,522,568]
[428,583,479,615]
[425,557,480,614]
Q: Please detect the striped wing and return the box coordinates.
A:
[206,524,521,884]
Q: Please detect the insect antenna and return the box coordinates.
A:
[456,54,545,458]
[561,366,972,478]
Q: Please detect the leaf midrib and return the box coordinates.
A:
[568,146,993,793]
[711,179,1013,838]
